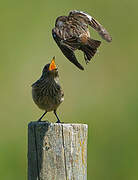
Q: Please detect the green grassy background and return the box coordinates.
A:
[0,0,138,179]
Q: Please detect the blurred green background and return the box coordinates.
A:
[0,0,138,179]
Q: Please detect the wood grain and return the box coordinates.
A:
[28,122,88,180]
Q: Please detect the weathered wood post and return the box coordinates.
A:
[28,122,88,180]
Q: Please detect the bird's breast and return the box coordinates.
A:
[79,31,90,44]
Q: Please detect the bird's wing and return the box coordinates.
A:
[69,10,112,42]
[62,36,81,49]
[52,28,84,70]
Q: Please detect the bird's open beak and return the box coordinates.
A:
[49,56,57,71]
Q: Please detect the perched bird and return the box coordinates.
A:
[52,10,112,70]
[32,57,64,123]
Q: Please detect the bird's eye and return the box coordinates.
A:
[53,33,56,38]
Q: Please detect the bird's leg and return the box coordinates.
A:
[38,111,47,122]
[54,110,61,123]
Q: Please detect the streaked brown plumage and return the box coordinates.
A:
[32,57,64,122]
[52,10,112,70]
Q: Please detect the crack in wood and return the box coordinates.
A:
[62,125,67,180]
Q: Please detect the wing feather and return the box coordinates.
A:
[69,10,112,42]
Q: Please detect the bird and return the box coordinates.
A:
[31,57,64,123]
[52,10,112,70]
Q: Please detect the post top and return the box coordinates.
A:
[28,121,88,128]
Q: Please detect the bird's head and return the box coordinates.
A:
[55,16,68,28]
[42,57,58,78]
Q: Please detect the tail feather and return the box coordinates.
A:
[80,38,101,63]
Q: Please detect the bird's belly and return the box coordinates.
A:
[38,101,60,112]
[33,92,63,112]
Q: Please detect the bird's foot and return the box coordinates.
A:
[37,118,41,122]
[56,119,61,123]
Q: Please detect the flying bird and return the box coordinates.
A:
[52,10,112,70]
[32,57,64,123]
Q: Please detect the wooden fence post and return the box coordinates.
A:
[28,121,88,180]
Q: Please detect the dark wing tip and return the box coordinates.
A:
[77,64,84,70]
[62,46,84,70]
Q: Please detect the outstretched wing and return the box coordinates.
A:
[69,10,112,42]
[52,29,84,70]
